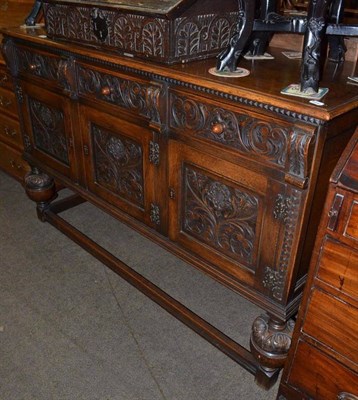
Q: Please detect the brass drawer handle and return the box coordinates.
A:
[0,96,11,107]
[100,86,112,96]
[0,73,9,85]
[337,393,358,400]
[10,160,23,170]
[211,122,225,135]
[4,127,17,137]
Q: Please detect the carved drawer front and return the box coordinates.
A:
[0,87,18,118]
[169,90,316,187]
[16,45,64,88]
[0,141,29,181]
[0,114,22,149]
[20,82,77,180]
[303,288,358,364]
[80,106,156,226]
[77,63,162,123]
[0,67,12,90]
[289,340,358,400]
[168,141,292,289]
[317,237,358,300]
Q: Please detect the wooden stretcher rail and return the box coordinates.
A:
[43,196,259,376]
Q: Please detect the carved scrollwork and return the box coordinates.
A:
[183,165,260,266]
[78,66,160,121]
[91,124,144,207]
[150,203,161,225]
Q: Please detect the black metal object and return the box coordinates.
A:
[25,0,43,26]
[217,0,358,93]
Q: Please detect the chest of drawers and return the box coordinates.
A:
[1,25,357,389]
[277,127,358,400]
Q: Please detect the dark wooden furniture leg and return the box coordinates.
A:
[216,0,256,72]
[250,314,295,388]
[300,0,332,93]
[24,167,57,220]
[247,0,278,56]
[25,0,42,26]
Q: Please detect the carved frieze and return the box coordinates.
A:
[28,98,69,165]
[91,124,144,207]
[43,3,239,63]
[182,165,260,266]
[78,66,161,122]
[170,93,315,183]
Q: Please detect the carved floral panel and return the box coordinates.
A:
[91,124,144,208]
[182,164,260,266]
[28,97,69,164]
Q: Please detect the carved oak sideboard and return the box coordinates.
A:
[1,25,357,389]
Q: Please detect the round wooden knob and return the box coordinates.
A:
[101,86,111,96]
[211,123,225,135]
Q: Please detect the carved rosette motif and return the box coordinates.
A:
[170,94,314,180]
[92,124,144,207]
[78,66,155,119]
[29,98,69,164]
[183,165,259,266]
[263,190,301,300]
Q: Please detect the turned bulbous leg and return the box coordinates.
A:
[250,314,295,389]
[24,168,57,220]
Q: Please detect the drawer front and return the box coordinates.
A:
[0,141,28,181]
[318,236,358,300]
[169,89,316,187]
[289,340,358,400]
[345,200,358,242]
[16,45,62,86]
[0,67,12,90]
[0,114,22,149]
[0,87,17,117]
[303,288,358,364]
[77,63,163,122]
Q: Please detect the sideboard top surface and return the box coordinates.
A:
[2,26,358,122]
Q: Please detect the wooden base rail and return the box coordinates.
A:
[44,194,260,376]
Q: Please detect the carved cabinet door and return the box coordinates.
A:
[19,81,77,180]
[168,140,299,297]
[79,106,157,227]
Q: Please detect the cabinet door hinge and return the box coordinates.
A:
[68,137,74,148]
[149,140,160,166]
[83,144,89,156]
[150,203,160,225]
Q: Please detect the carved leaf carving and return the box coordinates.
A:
[142,22,164,57]
[183,165,259,265]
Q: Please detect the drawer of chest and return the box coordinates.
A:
[0,87,18,117]
[289,340,358,400]
[0,67,13,90]
[0,114,22,149]
[303,288,358,364]
[77,62,163,121]
[168,89,316,186]
[317,236,358,300]
[0,141,28,181]
[15,45,64,89]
